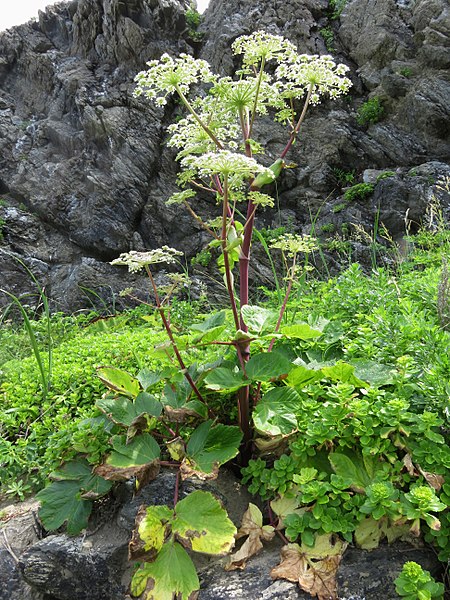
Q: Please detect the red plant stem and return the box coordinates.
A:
[145,266,207,407]
[221,175,241,331]
[174,469,180,506]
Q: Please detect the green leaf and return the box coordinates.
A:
[241,304,277,335]
[37,460,111,534]
[204,367,246,391]
[329,450,372,493]
[135,392,163,417]
[130,541,199,600]
[106,433,160,467]
[321,361,367,387]
[97,392,161,426]
[137,368,163,390]
[253,386,301,436]
[246,351,293,382]
[192,325,227,344]
[37,480,93,535]
[280,323,323,340]
[173,490,237,554]
[186,421,243,473]
[97,366,140,398]
[190,311,226,332]
[350,359,395,387]
[287,364,323,388]
[50,459,112,497]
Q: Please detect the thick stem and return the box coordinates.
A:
[221,175,241,331]
[280,84,314,160]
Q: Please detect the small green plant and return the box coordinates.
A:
[329,0,348,19]
[320,223,336,234]
[343,183,374,202]
[185,7,203,41]
[376,170,395,181]
[356,97,384,126]
[0,217,5,241]
[320,27,335,53]
[191,248,212,267]
[332,202,347,213]
[332,167,356,186]
[399,67,412,78]
[395,561,444,600]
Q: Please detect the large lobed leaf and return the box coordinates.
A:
[130,541,199,600]
[173,490,236,555]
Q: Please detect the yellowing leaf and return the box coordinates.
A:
[172,490,236,555]
[271,535,347,600]
[130,541,199,600]
[225,503,275,570]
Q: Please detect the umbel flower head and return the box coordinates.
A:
[277,54,352,104]
[134,53,216,106]
[232,31,297,66]
[270,234,318,257]
[184,150,275,181]
[111,247,183,273]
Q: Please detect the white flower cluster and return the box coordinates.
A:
[110,247,184,272]
[270,233,318,257]
[134,53,215,106]
[276,54,352,104]
[184,150,274,187]
[232,31,297,66]
[167,96,241,158]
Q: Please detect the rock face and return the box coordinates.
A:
[0,473,443,600]
[0,0,449,309]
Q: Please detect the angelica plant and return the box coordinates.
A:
[134,31,351,443]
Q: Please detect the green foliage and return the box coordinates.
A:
[356,96,384,125]
[320,27,335,53]
[329,0,348,19]
[332,167,356,186]
[191,248,212,267]
[185,7,203,42]
[395,562,444,600]
[343,183,374,202]
[0,217,5,240]
[399,67,412,78]
[320,223,336,234]
[376,170,395,181]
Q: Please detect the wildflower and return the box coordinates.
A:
[276,55,352,104]
[111,247,184,273]
[232,31,297,66]
[270,234,318,257]
[185,150,274,182]
[134,53,216,106]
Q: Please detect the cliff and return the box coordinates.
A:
[0,0,448,310]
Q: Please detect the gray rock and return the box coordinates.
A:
[0,0,449,307]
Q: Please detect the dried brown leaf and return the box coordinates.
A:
[180,459,219,481]
[94,459,160,491]
[271,536,347,600]
[225,504,275,571]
